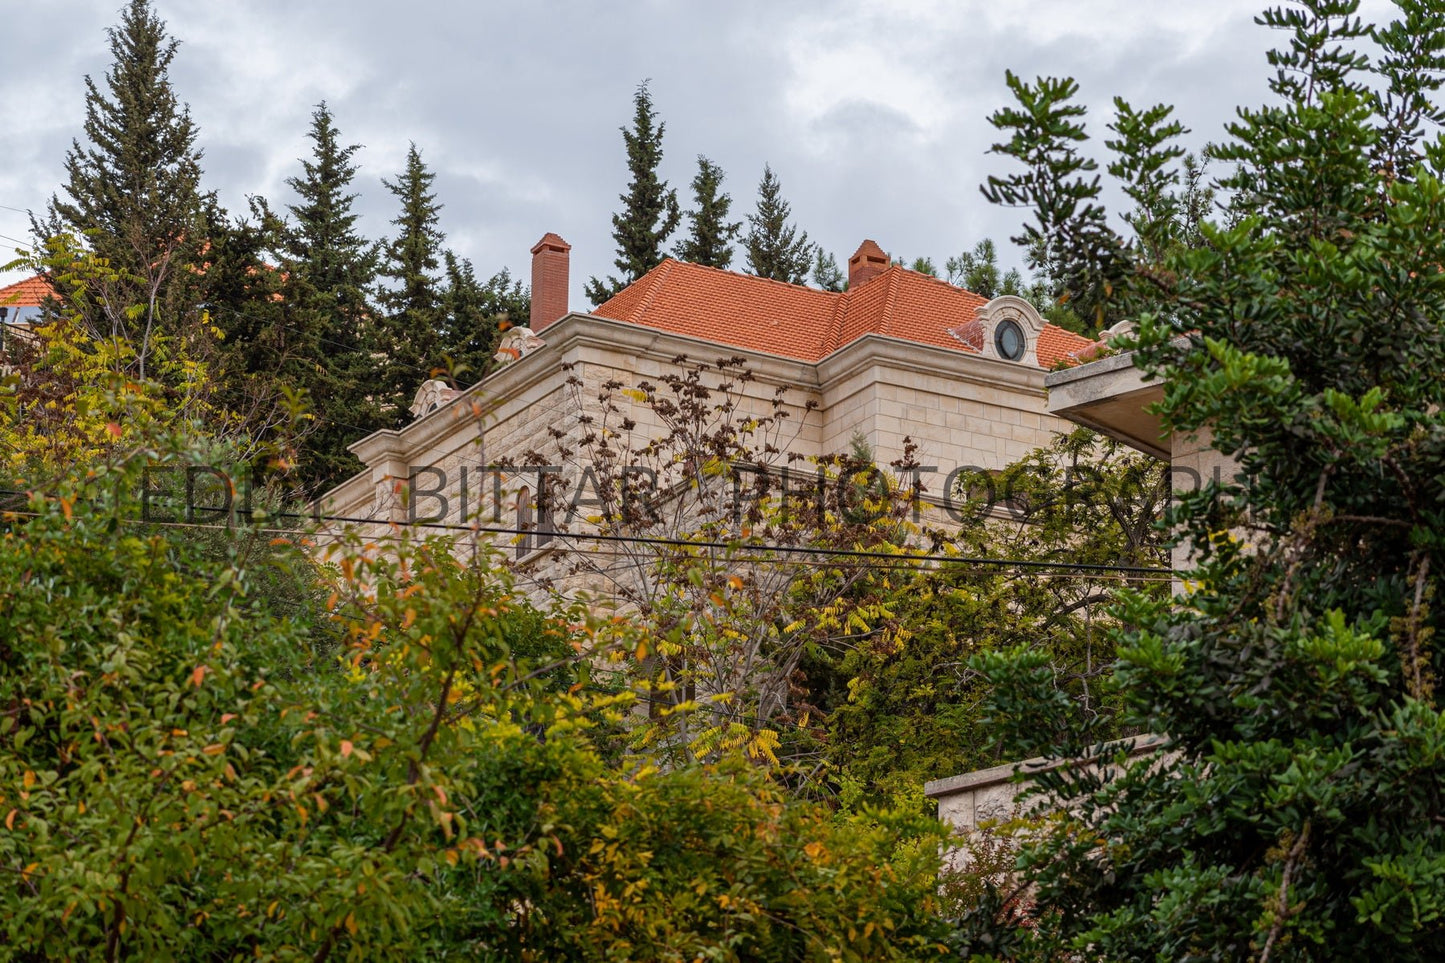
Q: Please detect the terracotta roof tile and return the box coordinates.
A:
[1037,324,1098,368]
[593,258,1099,368]
[0,275,55,307]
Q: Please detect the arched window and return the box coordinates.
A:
[516,486,533,559]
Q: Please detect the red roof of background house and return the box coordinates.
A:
[0,275,55,307]
[593,258,1096,368]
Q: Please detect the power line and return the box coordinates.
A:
[0,487,1172,577]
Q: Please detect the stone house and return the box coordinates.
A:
[321,234,1098,595]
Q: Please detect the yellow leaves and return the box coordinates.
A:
[4,809,16,830]
[190,665,207,688]
[202,743,226,756]
[22,770,35,790]
[344,912,358,936]
[746,728,781,766]
[804,840,826,860]
[428,800,455,841]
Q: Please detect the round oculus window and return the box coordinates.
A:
[994,318,1026,361]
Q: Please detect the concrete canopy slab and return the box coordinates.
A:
[1045,352,1168,459]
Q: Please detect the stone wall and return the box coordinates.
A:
[321,312,1083,603]
[925,736,1171,867]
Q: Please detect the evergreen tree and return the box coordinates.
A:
[744,165,815,285]
[812,250,845,292]
[275,103,384,490]
[46,0,204,263]
[674,155,741,269]
[585,82,681,305]
[376,144,446,428]
[40,0,208,374]
[284,103,376,317]
[907,255,938,276]
[442,252,530,389]
[944,239,1024,297]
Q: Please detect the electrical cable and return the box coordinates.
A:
[0,487,1172,577]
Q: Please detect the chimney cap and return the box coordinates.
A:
[848,239,888,266]
[531,232,572,255]
[847,239,890,288]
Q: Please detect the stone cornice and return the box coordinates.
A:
[329,312,1055,502]
[817,333,1048,396]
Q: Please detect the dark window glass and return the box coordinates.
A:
[995,319,1025,361]
[516,486,533,559]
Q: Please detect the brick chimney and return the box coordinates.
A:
[847,239,889,288]
[530,232,571,331]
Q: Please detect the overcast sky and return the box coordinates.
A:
[0,0,1400,305]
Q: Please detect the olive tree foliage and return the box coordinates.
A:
[953,2,1445,959]
[506,357,937,773]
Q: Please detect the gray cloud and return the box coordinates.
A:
[0,0,1404,306]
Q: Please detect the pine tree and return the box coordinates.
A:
[812,250,845,292]
[277,103,384,489]
[442,252,530,389]
[40,0,208,374]
[744,165,815,285]
[674,156,741,269]
[47,0,204,262]
[585,82,681,305]
[284,103,376,317]
[376,144,446,428]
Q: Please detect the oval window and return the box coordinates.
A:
[995,318,1026,361]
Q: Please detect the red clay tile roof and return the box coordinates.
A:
[592,258,1097,368]
[0,275,55,307]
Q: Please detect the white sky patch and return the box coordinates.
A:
[783,31,955,142]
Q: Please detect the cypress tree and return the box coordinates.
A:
[674,155,741,269]
[41,0,208,373]
[744,165,815,285]
[376,144,446,428]
[585,81,681,305]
